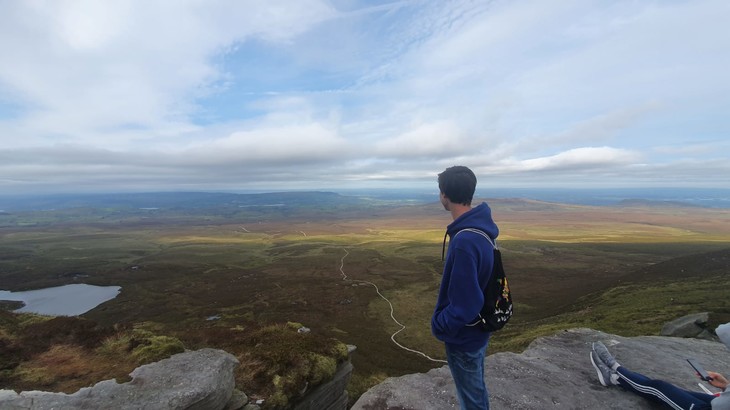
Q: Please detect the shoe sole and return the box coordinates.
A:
[590,351,609,387]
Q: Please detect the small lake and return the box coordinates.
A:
[0,284,121,316]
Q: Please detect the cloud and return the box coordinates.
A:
[549,103,661,146]
[374,121,468,158]
[0,1,728,192]
[0,0,337,144]
[183,123,351,165]
[652,140,730,157]
[482,146,641,174]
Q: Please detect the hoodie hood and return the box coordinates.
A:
[447,202,499,238]
[442,202,499,260]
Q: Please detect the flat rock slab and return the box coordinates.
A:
[353,328,730,410]
[0,348,239,410]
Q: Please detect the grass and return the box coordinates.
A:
[0,315,139,392]
[1,200,729,407]
[130,335,186,364]
[0,314,348,409]
[489,273,730,353]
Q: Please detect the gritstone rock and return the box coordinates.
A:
[352,328,730,410]
[660,312,715,340]
[0,348,239,410]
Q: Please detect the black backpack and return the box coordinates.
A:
[456,228,513,332]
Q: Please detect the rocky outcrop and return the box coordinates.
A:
[353,328,730,409]
[660,312,717,341]
[0,347,355,410]
[0,348,241,410]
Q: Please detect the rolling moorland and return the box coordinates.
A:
[1,191,729,407]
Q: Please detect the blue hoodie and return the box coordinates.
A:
[431,202,499,351]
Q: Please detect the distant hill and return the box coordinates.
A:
[2,187,729,211]
[0,191,378,212]
[617,198,701,208]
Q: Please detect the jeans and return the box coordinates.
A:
[445,344,489,410]
[617,366,714,410]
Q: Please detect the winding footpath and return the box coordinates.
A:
[338,249,447,364]
[239,226,447,364]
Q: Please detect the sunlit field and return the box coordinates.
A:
[1,197,729,404]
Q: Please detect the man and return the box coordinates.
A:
[432,165,499,410]
[590,322,730,410]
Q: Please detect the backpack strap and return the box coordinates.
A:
[455,228,499,328]
[443,228,497,261]
[455,228,498,250]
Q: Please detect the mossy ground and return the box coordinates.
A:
[1,199,728,408]
[0,313,348,409]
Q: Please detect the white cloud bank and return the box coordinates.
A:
[0,0,728,193]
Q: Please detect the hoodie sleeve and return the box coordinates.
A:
[432,247,485,338]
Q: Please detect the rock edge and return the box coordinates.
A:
[353,328,730,410]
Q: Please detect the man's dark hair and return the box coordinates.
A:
[438,166,477,205]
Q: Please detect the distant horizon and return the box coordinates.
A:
[2,185,730,195]
[3,185,730,195]
[2,186,729,210]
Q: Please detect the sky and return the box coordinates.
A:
[0,0,729,194]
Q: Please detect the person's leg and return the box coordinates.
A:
[445,344,489,410]
[616,366,714,410]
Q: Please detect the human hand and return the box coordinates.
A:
[707,371,728,390]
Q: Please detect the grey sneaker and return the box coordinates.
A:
[592,341,617,369]
[590,351,616,387]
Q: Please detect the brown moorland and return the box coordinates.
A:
[1,197,729,406]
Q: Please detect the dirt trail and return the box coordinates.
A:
[338,248,447,364]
